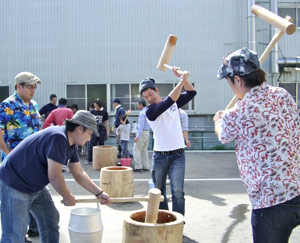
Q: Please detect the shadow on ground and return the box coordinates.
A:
[108,202,144,211]
[183,234,199,243]
[221,204,249,243]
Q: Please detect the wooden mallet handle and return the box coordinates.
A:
[164,64,189,77]
[65,196,164,204]
[145,188,162,223]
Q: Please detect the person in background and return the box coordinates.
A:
[116,114,131,158]
[113,98,125,158]
[87,99,110,165]
[71,104,79,114]
[214,47,300,243]
[139,68,196,216]
[179,108,191,148]
[0,72,42,241]
[43,98,73,129]
[0,110,110,243]
[88,103,94,111]
[39,94,57,119]
[133,99,150,171]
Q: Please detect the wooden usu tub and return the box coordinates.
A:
[122,210,184,243]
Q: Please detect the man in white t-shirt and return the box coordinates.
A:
[139,67,196,216]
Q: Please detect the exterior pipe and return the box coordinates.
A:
[248,0,256,51]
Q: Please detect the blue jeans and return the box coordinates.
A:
[1,183,60,243]
[121,140,129,158]
[28,212,39,233]
[152,152,185,215]
[88,132,105,162]
[251,195,300,243]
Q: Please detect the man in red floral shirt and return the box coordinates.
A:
[214,47,300,243]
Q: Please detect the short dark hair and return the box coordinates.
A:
[229,69,266,88]
[88,103,94,109]
[119,114,129,124]
[71,104,78,110]
[65,120,87,132]
[138,99,146,107]
[59,98,67,105]
[94,99,102,108]
[50,94,57,100]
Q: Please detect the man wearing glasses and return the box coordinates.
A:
[0,71,41,242]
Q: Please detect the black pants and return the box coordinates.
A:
[88,130,106,162]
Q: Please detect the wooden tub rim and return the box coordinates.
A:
[101,166,133,171]
[124,210,184,227]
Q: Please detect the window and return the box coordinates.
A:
[279,83,296,100]
[110,84,130,110]
[66,84,107,110]
[87,84,107,110]
[130,84,140,110]
[156,84,174,99]
[278,7,298,27]
[278,83,300,109]
[0,86,9,102]
[298,8,300,27]
[298,84,300,109]
[66,85,86,110]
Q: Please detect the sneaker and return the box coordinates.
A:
[85,160,90,165]
[27,229,39,237]
[25,237,32,243]
[62,165,67,172]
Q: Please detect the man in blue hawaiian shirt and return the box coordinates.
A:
[0,71,42,241]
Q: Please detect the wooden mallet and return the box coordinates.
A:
[225,5,296,110]
[156,34,189,77]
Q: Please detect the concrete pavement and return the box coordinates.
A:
[3,151,300,242]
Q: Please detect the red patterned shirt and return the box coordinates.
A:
[216,83,300,209]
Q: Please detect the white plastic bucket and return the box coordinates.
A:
[68,205,103,243]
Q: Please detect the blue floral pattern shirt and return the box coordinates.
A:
[0,92,41,160]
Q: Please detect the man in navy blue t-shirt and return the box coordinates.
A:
[0,110,110,243]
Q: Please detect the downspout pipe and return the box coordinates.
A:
[248,0,256,51]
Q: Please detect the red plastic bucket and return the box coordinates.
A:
[120,158,132,167]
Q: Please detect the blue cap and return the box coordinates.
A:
[113,98,121,104]
[217,47,260,80]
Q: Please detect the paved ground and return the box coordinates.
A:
[2,151,300,242]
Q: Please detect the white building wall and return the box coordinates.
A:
[0,0,299,115]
